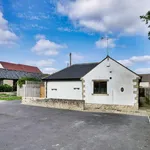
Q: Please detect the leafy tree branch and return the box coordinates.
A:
[140,11,150,39]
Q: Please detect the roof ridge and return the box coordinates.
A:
[0,61,42,73]
[72,62,99,65]
[18,63,39,68]
[42,66,70,79]
[43,55,140,81]
[43,62,99,79]
[107,56,140,77]
[0,68,42,74]
[0,61,39,68]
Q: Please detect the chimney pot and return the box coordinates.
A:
[69,53,72,66]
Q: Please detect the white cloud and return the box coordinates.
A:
[31,36,67,56]
[72,52,84,62]
[118,59,133,67]
[17,12,49,20]
[21,24,48,30]
[57,0,150,35]
[118,55,150,67]
[65,52,84,65]
[25,59,57,74]
[80,20,106,32]
[0,12,8,30]
[130,56,150,63]
[58,27,74,32]
[25,59,55,67]
[42,67,57,74]
[0,12,18,46]
[96,38,116,49]
[35,34,46,40]
[135,68,150,74]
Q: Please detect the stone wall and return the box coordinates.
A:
[133,77,140,110]
[22,97,85,111]
[3,80,13,87]
[85,103,138,112]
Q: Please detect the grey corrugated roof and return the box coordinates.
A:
[0,68,43,80]
[43,63,99,80]
[140,74,150,83]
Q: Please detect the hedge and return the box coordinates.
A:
[0,84,13,92]
[17,77,41,87]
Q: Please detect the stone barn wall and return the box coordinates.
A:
[22,97,85,111]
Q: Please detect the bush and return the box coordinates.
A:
[0,84,13,92]
[17,77,41,87]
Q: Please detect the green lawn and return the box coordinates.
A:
[0,94,22,101]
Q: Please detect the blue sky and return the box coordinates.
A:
[0,0,150,74]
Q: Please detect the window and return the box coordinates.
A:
[93,81,107,94]
[121,87,124,92]
[74,88,80,90]
[51,88,57,91]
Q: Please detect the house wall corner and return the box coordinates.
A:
[133,77,140,110]
[81,79,85,100]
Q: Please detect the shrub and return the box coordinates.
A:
[17,77,41,87]
[0,84,13,92]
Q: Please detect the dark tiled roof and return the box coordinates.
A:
[139,74,150,83]
[43,56,140,81]
[0,61,42,73]
[43,63,99,80]
[0,68,43,80]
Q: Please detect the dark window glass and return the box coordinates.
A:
[51,89,57,91]
[94,81,107,94]
[121,87,124,92]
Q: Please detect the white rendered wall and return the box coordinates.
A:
[140,82,150,88]
[82,58,139,106]
[47,81,82,100]
[0,63,4,68]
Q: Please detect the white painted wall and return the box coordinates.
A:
[140,82,150,88]
[0,63,4,68]
[47,81,82,100]
[82,58,140,106]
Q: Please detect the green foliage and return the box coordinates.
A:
[140,11,150,40]
[145,96,150,105]
[17,77,41,87]
[0,94,21,100]
[0,84,13,92]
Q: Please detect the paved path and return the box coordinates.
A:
[0,100,150,150]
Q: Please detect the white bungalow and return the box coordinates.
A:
[43,56,140,110]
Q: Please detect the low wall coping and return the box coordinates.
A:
[22,97,85,111]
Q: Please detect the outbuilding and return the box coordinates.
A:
[0,61,42,90]
[43,56,140,110]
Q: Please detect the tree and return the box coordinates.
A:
[140,11,150,39]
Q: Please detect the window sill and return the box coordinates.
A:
[92,93,109,96]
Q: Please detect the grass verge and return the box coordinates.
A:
[0,94,22,101]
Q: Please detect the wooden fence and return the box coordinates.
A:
[17,81,45,98]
